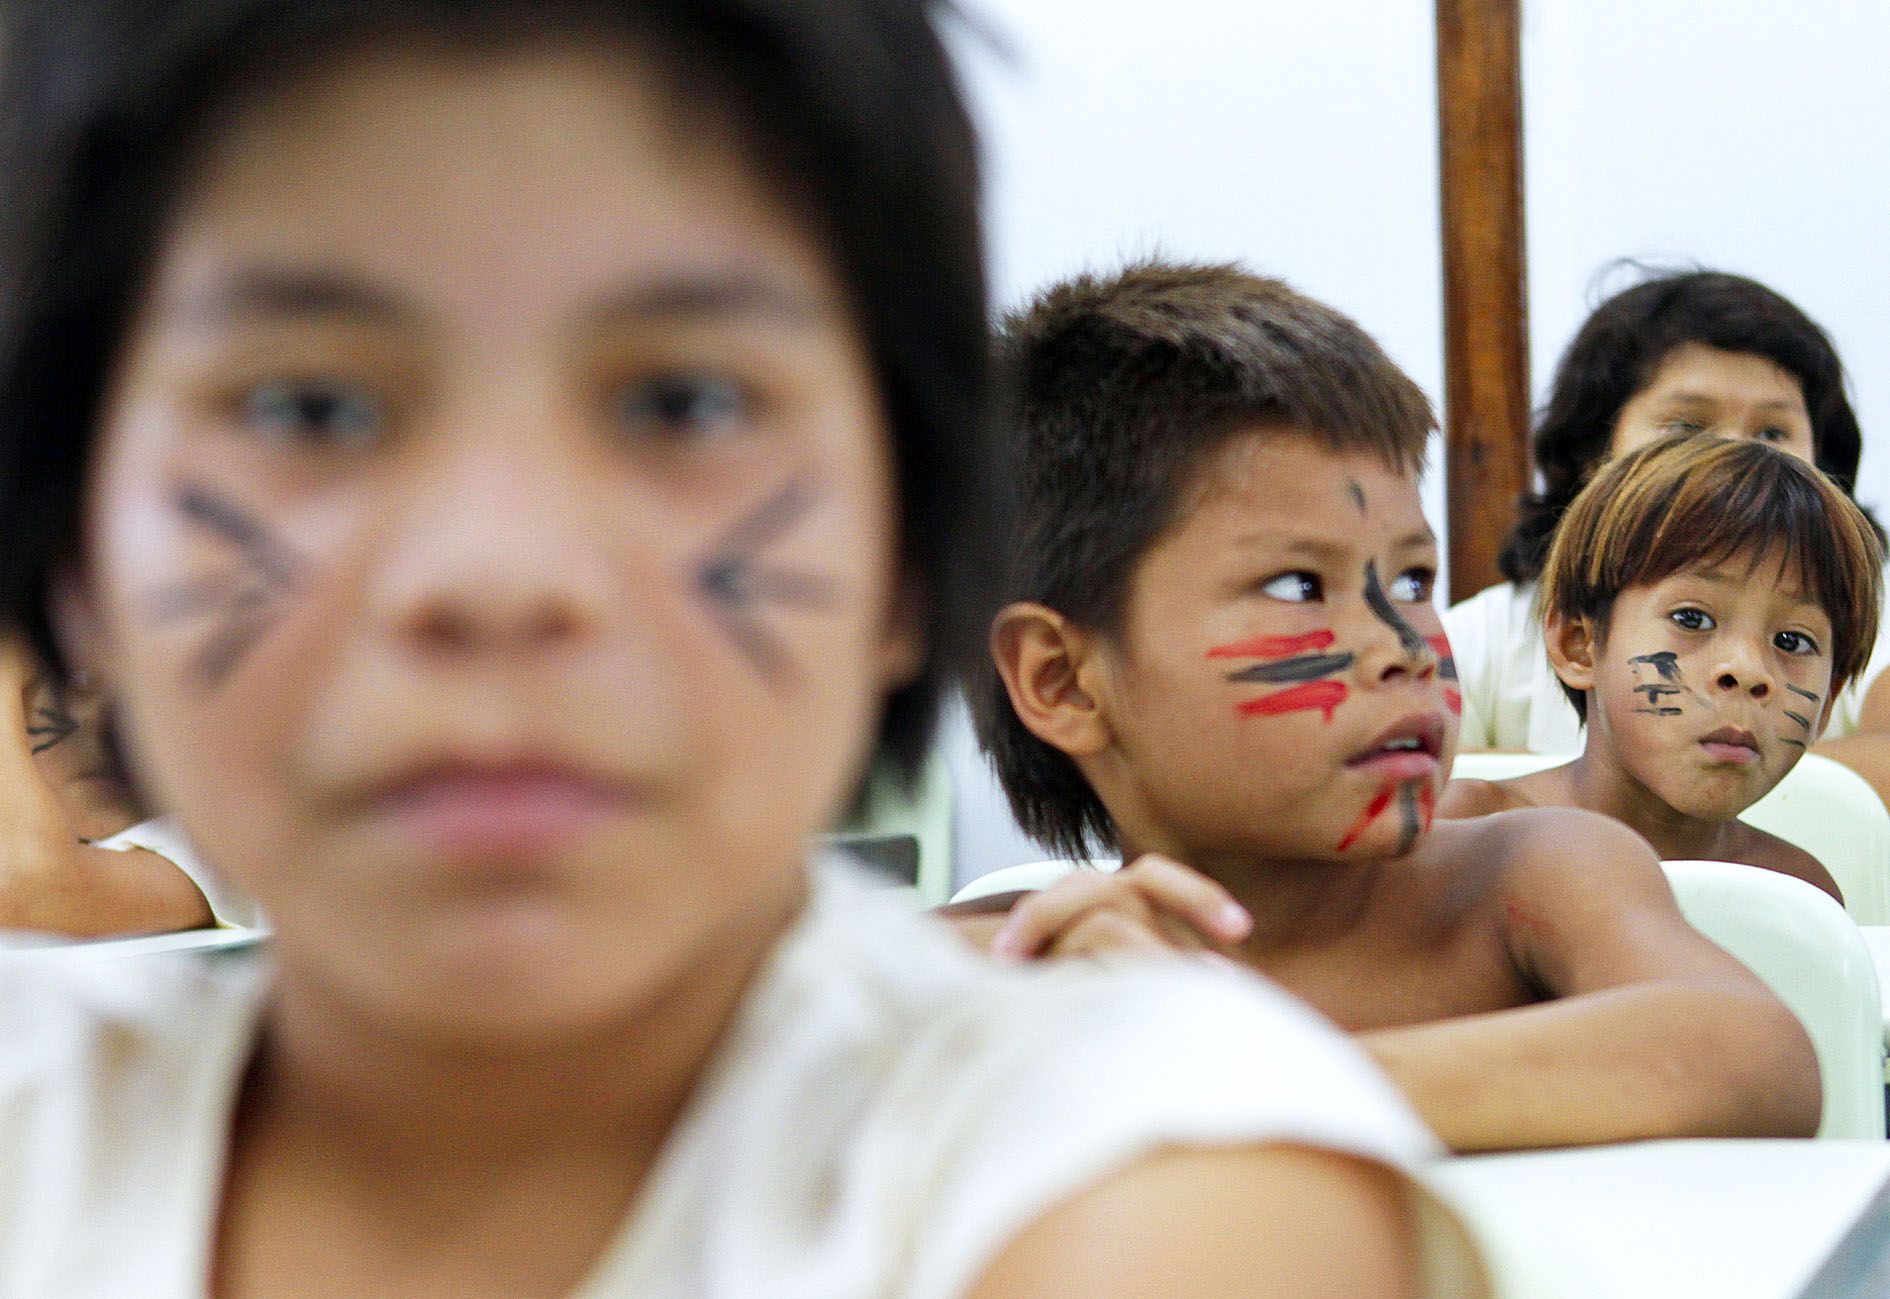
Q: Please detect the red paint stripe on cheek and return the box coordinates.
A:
[1444,687,1463,715]
[1208,630,1336,660]
[1427,633,1453,659]
[1418,781,1436,832]
[1337,784,1396,852]
[1237,680,1348,722]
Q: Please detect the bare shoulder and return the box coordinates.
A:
[1425,805,1667,897]
[1436,776,1528,819]
[965,1144,1426,1299]
[1721,823,1844,905]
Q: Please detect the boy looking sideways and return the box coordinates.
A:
[968,262,1820,1152]
[1440,435,1882,898]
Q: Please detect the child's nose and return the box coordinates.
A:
[1713,641,1774,699]
[366,432,617,658]
[1351,566,1438,685]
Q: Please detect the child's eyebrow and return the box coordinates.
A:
[165,269,415,329]
[577,274,834,332]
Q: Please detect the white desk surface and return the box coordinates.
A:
[1432,1139,1890,1299]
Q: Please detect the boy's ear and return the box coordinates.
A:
[1545,608,1599,695]
[989,602,1113,758]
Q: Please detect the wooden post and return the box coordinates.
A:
[1437,0,1531,603]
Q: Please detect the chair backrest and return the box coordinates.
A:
[949,859,1088,904]
[1661,859,1886,1139]
[832,747,956,907]
[1740,754,1890,926]
[1451,751,1890,926]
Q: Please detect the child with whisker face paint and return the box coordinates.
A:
[1438,436,1883,897]
[966,262,1822,1153]
[0,2,1495,1295]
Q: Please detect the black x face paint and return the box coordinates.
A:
[694,475,837,688]
[144,483,306,690]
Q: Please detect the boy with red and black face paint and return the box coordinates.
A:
[966,262,1821,1153]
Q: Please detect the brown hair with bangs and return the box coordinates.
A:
[1539,435,1883,721]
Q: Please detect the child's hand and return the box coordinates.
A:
[989,854,1252,963]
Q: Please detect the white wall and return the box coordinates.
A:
[1523,0,1890,517]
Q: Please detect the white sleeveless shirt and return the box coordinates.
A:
[0,859,1480,1298]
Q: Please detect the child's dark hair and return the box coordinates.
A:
[0,0,1002,783]
[977,262,1435,860]
[1500,269,1867,584]
[1540,435,1883,722]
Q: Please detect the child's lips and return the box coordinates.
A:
[1346,712,1446,779]
[1698,726,1761,765]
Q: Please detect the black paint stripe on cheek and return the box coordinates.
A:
[1346,479,1366,512]
[1396,781,1421,855]
[1782,738,1807,749]
[176,484,300,588]
[1628,651,1681,681]
[1226,652,1356,684]
[1634,707,1683,716]
[1786,684,1822,705]
[1362,560,1427,657]
[1784,710,1813,730]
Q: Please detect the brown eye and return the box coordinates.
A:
[1669,607,1713,632]
[1775,630,1819,656]
[615,372,750,443]
[241,379,384,450]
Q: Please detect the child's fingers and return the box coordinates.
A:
[1045,906,1178,962]
[989,873,1135,962]
[1116,854,1253,944]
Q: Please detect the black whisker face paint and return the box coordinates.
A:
[144,483,306,691]
[1783,710,1813,731]
[1346,479,1366,513]
[695,475,837,688]
[1626,651,1697,716]
[26,702,77,755]
[1782,738,1807,749]
[1628,651,1681,681]
[1786,684,1822,705]
[1362,560,1428,658]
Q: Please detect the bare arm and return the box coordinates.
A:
[965,1145,1432,1299]
[941,856,1251,962]
[0,643,211,936]
[1359,810,1819,1152]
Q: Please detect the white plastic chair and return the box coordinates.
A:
[1742,754,1890,926]
[949,858,1090,904]
[1662,859,1886,1139]
[831,747,956,907]
[1450,751,1890,926]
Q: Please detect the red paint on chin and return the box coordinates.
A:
[1444,687,1463,715]
[1208,630,1335,660]
[1336,783,1396,851]
[1237,680,1348,722]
